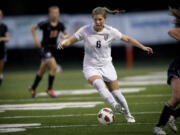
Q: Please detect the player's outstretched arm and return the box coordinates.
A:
[57,35,78,50]
[31,25,41,48]
[121,34,153,54]
[168,28,180,41]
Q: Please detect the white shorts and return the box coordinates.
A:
[83,63,117,82]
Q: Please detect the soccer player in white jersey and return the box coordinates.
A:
[57,7,153,123]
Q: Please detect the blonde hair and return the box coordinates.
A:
[169,7,180,28]
[92,7,125,18]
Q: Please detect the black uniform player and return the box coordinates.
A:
[154,8,180,135]
[29,6,68,98]
[0,10,9,85]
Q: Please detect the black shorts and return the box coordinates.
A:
[167,58,180,85]
[0,49,7,62]
[40,47,57,62]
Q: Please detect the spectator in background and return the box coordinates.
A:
[0,9,9,85]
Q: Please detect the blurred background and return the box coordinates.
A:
[0,0,180,70]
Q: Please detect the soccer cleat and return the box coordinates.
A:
[47,89,56,98]
[125,115,136,123]
[115,104,123,114]
[168,115,177,133]
[153,127,166,135]
[29,87,36,98]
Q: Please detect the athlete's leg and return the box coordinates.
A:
[88,76,119,109]
[31,61,48,90]
[47,58,57,89]
[155,78,180,129]
[106,80,132,117]
[44,58,57,98]
[174,108,180,118]
[0,61,4,85]
[168,78,180,107]
[167,78,180,132]
[106,80,135,122]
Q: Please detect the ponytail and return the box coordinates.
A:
[92,7,125,18]
[169,7,180,28]
[103,7,125,15]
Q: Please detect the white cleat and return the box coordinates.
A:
[168,115,178,133]
[115,104,123,114]
[125,115,135,123]
[153,127,166,135]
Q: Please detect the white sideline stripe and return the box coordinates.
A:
[0,123,41,133]
[0,94,171,103]
[26,122,180,129]
[122,72,166,81]
[38,88,146,97]
[118,71,166,86]
[0,128,26,133]
[0,112,161,119]
[118,80,166,86]
[0,102,103,111]
[0,123,41,128]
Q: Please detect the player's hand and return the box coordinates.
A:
[57,42,64,50]
[35,40,41,48]
[142,47,153,54]
[60,34,69,39]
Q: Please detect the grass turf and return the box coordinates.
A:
[0,64,179,135]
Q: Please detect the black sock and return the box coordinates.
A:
[48,74,55,90]
[156,103,175,127]
[32,75,42,90]
[174,108,180,119]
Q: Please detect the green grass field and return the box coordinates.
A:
[0,63,179,135]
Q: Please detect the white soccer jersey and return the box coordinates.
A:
[74,24,122,67]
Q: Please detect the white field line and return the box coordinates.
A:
[0,123,41,128]
[118,80,166,86]
[38,88,146,97]
[0,101,165,112]
[0,94,171,103]
[0,101,166,113]
[122,72,166,81]
[0,102,103,111]
[118,72,166,86]
[0,123,41,133]
[0,112,161,119]
[26,122,180,129]
[0,128,26,133]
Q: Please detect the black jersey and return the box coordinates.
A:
[37,20,65,48]
[0,23,8,51]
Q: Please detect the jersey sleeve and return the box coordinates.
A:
[74,26,85,41]
[111,27,123,40]
[37,21,46,30]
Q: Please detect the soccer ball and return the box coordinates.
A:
[97,108,115,125]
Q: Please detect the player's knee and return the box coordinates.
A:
[92,79,106,89]
[51,65,57,72]
[169,97,180,107]
[175,96,180,104]
[38,69,45,76]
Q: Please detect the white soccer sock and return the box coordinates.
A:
[0,74,3,79]
[112,90,131,116]
[93,79,118,108]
